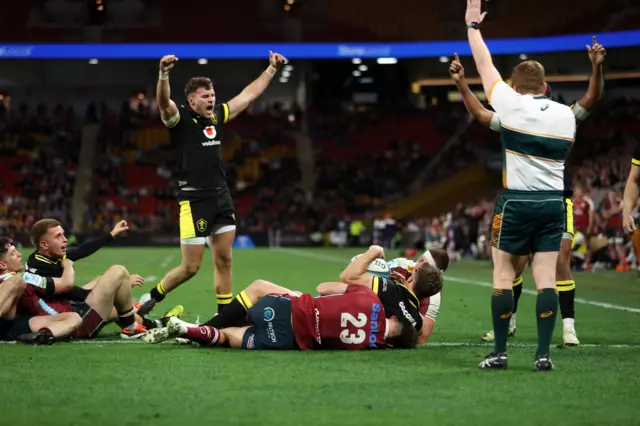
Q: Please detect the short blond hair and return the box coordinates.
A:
[511,60,545,94]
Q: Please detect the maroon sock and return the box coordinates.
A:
[117,308,136,328]
[184,325,220,346]
[38,328,53,335]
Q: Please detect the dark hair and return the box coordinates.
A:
[388,322,418,349]
[31,219,61,248]
[0,237,12,260]
[412,264,444,300]
[428,246,450,272]
[511,60,545,94]
[184,77,213,97]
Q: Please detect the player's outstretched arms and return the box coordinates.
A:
[226,51,287,121]
[449,53,496,129]
[573,36,606,119]
[316,282,348,296]
[157,55,180,125]
[339,245,385,285]
[465,0,501,98]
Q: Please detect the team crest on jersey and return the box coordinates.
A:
[196,219,207,232]
[203,126,217,140]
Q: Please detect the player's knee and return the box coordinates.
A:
[106,265,130,283]
[180,260,200,278]
[214,251,232,271]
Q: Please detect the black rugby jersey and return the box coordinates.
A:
[166,103,230,190]
[370,276,423,331]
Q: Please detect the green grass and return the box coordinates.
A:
[2,247,640,426]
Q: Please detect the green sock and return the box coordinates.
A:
[491,288,514,353]
[536,288,559,357]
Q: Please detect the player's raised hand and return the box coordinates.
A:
[110,220,129,238]
[586,36,606,66]
[129,274,145,288]
[449,53,465,81]
[159,55,179,72]
[269,51,288,68]
[465,0,487,25]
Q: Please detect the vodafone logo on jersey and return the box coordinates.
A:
[203,126,217,139]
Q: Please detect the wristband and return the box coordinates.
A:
[159,70,169,80]
[266,65,277,77]
[467,21,481,29]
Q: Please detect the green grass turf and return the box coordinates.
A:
[2,247,640,426]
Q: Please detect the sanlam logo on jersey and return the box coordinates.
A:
[369,303,381,348]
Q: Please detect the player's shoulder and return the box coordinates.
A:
[0,272,17,282]
[212,103,230,125]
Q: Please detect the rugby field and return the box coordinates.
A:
[2,247,640,426]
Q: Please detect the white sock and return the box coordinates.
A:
[154,320,163,328]
[124,322,137,331]
[509,313,517,328]
[563,318,575,331]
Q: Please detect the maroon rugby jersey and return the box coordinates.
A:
[291,285,387,350]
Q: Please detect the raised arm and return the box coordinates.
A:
[574,37,606,117]
[465,0,501,98]
[339,245,385,286]
[226,51,287,121]
[157,55,180,125]
[449,53,497,129]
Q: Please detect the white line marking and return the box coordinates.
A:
[160,254,175,268]
[2,339,638,349]
[144,275,157,282]
[277,248,640,314]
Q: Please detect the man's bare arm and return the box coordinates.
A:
[623,166,640,234]
[52,259,75,294]
[156,55,180,124]
[449,53,495,128]
[316,282,349,296]
[339,246,385,286]
[575,37,606,115]
[227,51,287,121]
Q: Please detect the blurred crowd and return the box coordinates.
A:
[1,94,639,266]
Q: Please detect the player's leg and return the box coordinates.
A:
[84,265,146,338]
[481,255,525,341]
[140,196,210,315]
[25,312,83,343]
[479,194,526,369]
[203,279,301,328]
[529,198,564,371]
[82,276,101,290]
[209,227,235,313]
[557,238,579,346]
[0,275,25,319]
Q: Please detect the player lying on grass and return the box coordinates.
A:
[25,219,183,336]
[0,237,149,339]
[0,239,82,344]
[449,35,605,347]
[318,245,444,344]
[143,278,418,350]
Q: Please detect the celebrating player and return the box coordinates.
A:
[138,51,288,317]
[449,34,605,347]
[0,238,82,344]
[465,0,581,371]
[144,279,417,350]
